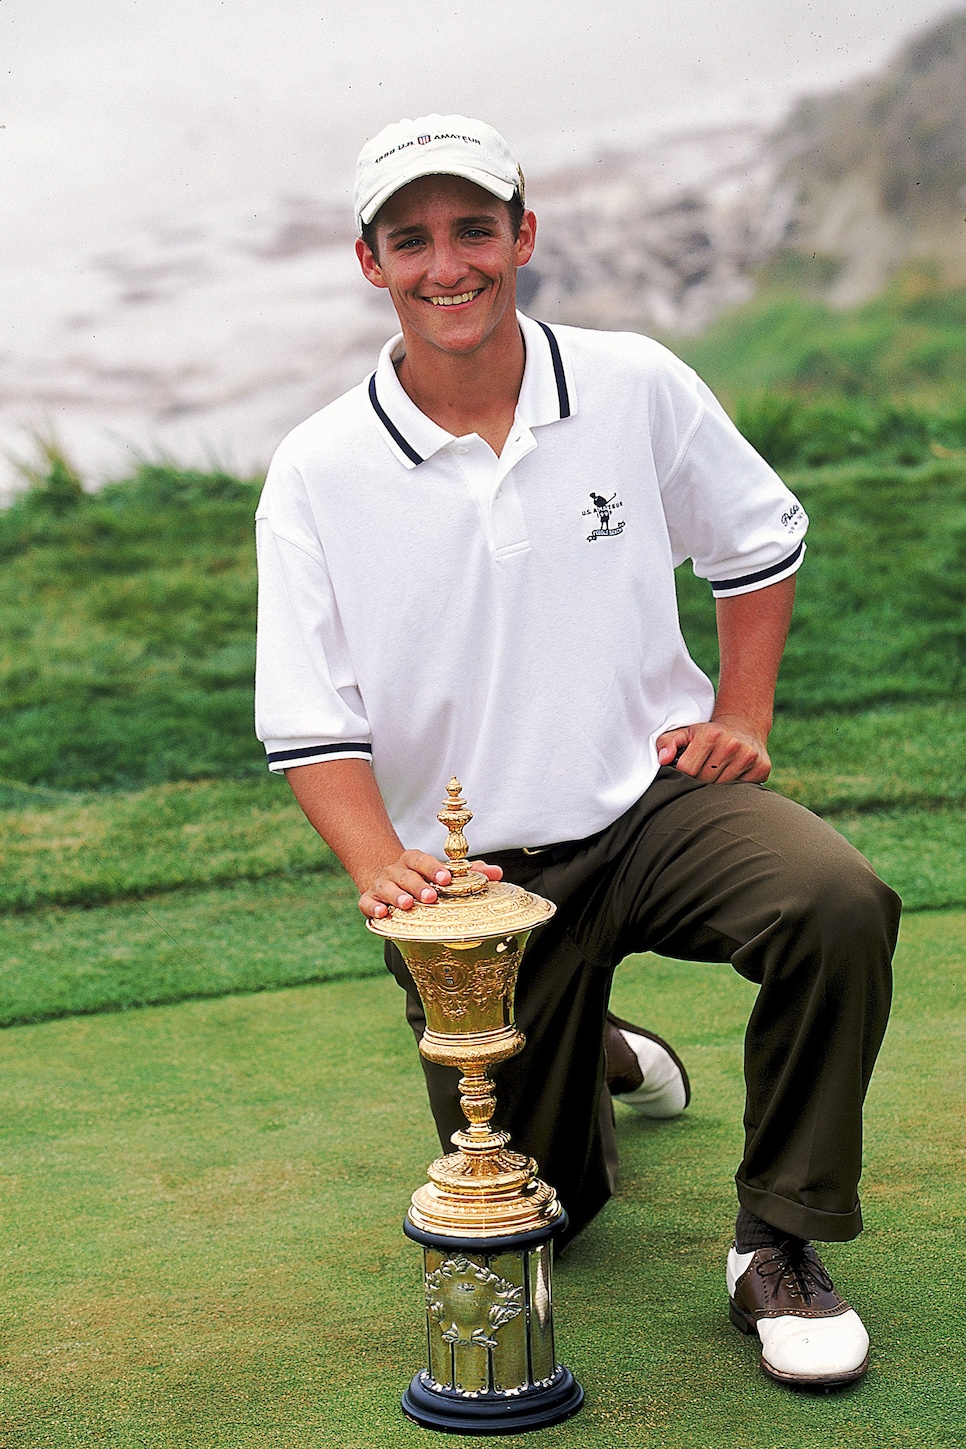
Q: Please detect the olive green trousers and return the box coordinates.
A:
[386,769,900,1246]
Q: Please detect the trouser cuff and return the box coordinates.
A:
[736,1180,863,1243]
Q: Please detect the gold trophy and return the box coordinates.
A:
[368,779,584,1434]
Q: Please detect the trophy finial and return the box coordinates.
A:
[435,777,488,897]
[437,777,471,876]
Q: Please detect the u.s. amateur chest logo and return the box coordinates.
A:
[582,491,625,542]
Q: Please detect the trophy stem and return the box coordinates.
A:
[459,1067,498,1139]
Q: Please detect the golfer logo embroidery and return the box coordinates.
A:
[582,491,625,541]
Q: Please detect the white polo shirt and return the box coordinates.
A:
[255,313,807,855]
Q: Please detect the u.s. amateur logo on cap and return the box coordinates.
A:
[418,134,431,144]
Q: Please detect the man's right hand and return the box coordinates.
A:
[361,852,503,919]
[283,758,503,920]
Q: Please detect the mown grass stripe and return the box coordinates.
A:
[3,704,964,916]
[0,875,379,1030]
[0,804,960,1031]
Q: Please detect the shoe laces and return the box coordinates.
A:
[755,1241,834,1307]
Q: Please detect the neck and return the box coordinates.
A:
[396,316,526,456]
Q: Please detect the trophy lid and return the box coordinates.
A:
[366,778,556,943]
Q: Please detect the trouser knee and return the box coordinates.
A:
[738,840,900,981]
[737,846,898,1102]
[791,854,900,975]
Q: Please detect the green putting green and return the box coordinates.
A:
[0,912,961,1447]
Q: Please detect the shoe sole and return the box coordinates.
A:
[729,1299,869,1389]
[605,1012,691,1109]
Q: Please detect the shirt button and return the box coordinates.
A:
[456,445,469,455]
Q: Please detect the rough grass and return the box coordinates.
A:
[0,735,959,1032]
[768,704,966,813]
[1,455,962,1032]
[823,807,966,912]
[0,464,264,789]
[3,456,966,784]
[675,461,966,712]
[0,874,374,1029]
[0,911,960,1447]
[0,776,330,913]
[675,269,966,410]
[0,788,959,1030]
[0,699,962,1029]
[2,703,963,916]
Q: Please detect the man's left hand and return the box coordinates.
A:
[655,715,772,784]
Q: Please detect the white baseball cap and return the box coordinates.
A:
[354,113,525,232]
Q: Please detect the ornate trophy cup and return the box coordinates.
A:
[368,779,584,1434]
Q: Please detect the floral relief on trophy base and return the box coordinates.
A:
[426,1254,524,1351]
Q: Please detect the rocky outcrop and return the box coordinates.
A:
[526,11,966,324]
[521,124,791,334]
[774,10,966,305]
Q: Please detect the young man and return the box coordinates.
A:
[255,115,900,1390]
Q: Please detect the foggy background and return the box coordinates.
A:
[1,0,962,491]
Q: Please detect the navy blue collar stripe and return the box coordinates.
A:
[369,321,570,460]
[710,541,804,593]
[535,320,571,419]
[368,374,424,464]
[267,742,372,764]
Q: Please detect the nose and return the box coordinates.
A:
[428,236,469,290]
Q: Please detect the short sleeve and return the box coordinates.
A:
[659,377,808,597]
[254,455,372,772]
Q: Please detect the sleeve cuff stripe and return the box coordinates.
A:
[266,742,372,765]
[710,541,804,595]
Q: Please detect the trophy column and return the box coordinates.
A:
[368,779,584,1434]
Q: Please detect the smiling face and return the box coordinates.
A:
[354,175,536,363]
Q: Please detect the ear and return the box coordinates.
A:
[355,235,388,289]
[514,209,537,269]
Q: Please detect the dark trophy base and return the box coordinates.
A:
[403,1364,584,1435]
[402,1217,583,1435]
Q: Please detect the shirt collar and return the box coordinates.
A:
[368,312,577,469]
[516,312,576,430]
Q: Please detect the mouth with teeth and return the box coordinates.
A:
[428,289,484,307]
